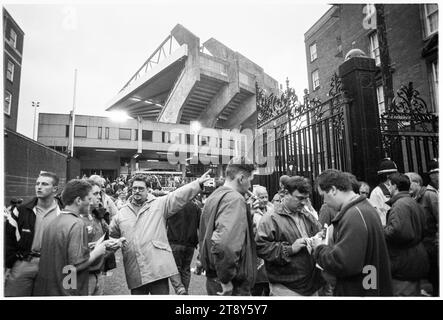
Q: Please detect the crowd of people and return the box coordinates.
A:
[3,156,439,297]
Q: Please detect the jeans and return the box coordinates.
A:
[269,283,319,296]
[251,282,270,296]
[131,278,169,295]
[4,258,40,297]
[205,277,251,296]
[88,272,104,296]
[170,244,195,292]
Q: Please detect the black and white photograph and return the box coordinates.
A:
[1,0,439,305]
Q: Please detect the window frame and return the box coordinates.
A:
[311,69,320,91]
[142,130,153,142]
[431,60,438,112]
[119,128,132,140]
[424,4,438,37]
[74,125,87,138]
[369,32,381,66]
[6,60,14,82]
[105,127,110,139]
[98,127,102,139]
[10,29,17,48]
[310,42,317,62]
[4,90,12,115]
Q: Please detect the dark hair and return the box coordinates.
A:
[285,176,311,195]
[39,171,59,186]
[61,179,92,206]
[225,156,256,180]
[389,173,411,192]
[344,172,360,193]
[129,174,149,189]
[316,169,352,192]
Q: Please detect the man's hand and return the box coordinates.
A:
[197,170,212,186]
[291,238,306,254]
[310,234,324,249]
[217,281,233,296]
[90,242,106,261]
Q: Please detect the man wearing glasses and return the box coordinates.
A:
[255,176,324,296]
[109,171,211,295]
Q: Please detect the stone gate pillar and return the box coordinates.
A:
[338,56,382,187]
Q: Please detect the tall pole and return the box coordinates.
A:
[32,101,40,140]
[70,69,78,158]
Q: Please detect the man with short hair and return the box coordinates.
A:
[250,185,273,296]
[4,172,62,296]
[80,179,119,295]
[34,179,107,296]
[359,181,370,197]
[312,169,393,296]
[109,171,211,295]
[385,173,429,296]
[199,157,257,296]
[369,158,398,226]
[256,176,324,296]
[89,175,118,223]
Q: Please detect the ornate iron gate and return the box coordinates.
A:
[380,82,438,176]
[255,74,351,207]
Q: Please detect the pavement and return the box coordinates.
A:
[103,250,207,296]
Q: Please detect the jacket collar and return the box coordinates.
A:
[23,197,39,210]
[386,191,410,206]
[331,195,367,223]
[415,186,427,201]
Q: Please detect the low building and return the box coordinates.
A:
[38,113,247,181]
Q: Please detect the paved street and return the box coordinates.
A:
[104,250,207,296]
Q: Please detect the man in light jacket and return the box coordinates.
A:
[109,171,211,295]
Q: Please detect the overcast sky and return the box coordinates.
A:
[5,0,335,138]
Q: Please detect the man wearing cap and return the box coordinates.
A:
[369,158,398,226]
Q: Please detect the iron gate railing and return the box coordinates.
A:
[380,82,438,176]
[255,74,351,208]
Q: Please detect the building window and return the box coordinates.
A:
[4,91,12,115]
[229,139,235,150]
[376,85,385,114]
[186,134,194,144]
[142,130,153,141]
[424,4,438,37]
[162,132,171,143]
[105,127,109,139]
[310,43,317,62]
[199,136,210,146]
[312,70,320,90]
[369,32,381,66]
[119,128,131,140]
[431,60,438,112]
[65,125,70,137]
[6,60,14,82]
[98,127,102,139]
[74,125,87,138]
[10,29,17,48]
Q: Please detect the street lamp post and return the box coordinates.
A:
[32,101,40,140]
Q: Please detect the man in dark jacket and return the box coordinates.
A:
[167,198,201,294]
[199,157,257,296]
[4,171,62,296]
[256,176,324,296]
[384,173,429,296]
[312,169,393,296]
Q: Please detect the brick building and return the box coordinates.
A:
[3,7,24,131]
[304,4,438,115]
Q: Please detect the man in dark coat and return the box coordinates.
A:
[312,169,393,296]
[199,157,257,296]
[385,173,429,296]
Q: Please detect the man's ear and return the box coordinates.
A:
[331,185,338,195]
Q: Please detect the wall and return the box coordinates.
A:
[4,129,78,204]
